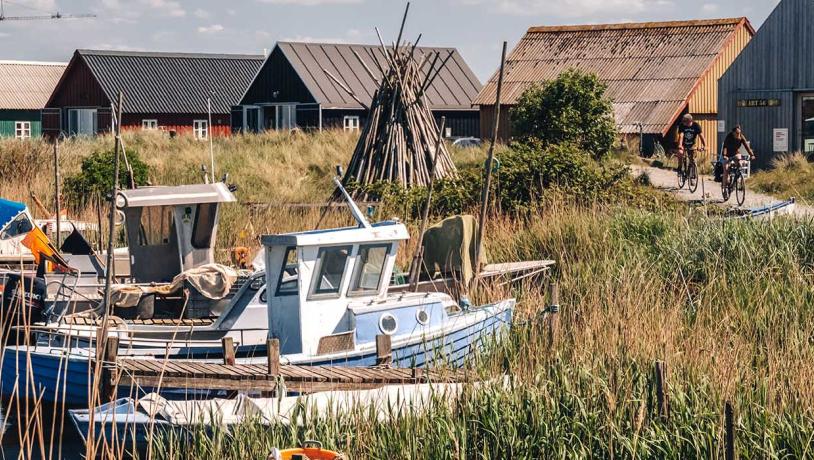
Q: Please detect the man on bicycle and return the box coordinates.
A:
[677,114,707,168]
[721,124,755,186]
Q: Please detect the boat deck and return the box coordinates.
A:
[111,359,473,394]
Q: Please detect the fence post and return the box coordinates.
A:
[654,361,668,420]
[267,338,280,376]
[376,334,392,366]
[222,337,235,365]
[725,401,736,460]
[547,282,560,347]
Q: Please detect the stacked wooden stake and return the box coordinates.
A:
[333,42,457,200]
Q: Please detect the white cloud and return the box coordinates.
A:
[701,2,719,13]
[259,0,363,5]
[193,8,211,19]
[197,24,225,34]
[140,0,186,17]
[281,35,350,43]
[456,0,672,18]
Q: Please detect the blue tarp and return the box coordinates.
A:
[0,198,26,231]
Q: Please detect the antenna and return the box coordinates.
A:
[0,0,95,21]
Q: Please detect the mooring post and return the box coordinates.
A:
[548,282,560,347]
[655,361,668,420]
[725,401,736,460]
[222,337,235,365]
[411,366,423,382]
[102,336,119,401]
[376,334,392,366]
[267,338,280,377]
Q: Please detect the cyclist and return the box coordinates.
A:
[677,114,707,172]
[721,124,755,186]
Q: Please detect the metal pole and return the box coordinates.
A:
[474,42,507,275]
[53,139,62,248]
[103,91,123,314]
[318,104,323,132]
[208,97,215,182]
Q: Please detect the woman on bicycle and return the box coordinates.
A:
[721,125,755,186]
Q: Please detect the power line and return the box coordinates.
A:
[0,0,95,22]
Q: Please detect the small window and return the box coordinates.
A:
[348,244,390,295]
[276,247,299,296]
[138,206,174,246]
[193,120,208,140]
[142,119,158,130]
[191,203,217,249]
[379,313,398,335]
[0,213,33,240]
[444,127,452,138]
[310,246,351,297]
[416,309,430,326]
[15,122,31,139]
[343,116,360,132]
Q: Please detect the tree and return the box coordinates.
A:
[511,69,616,159]
[64,148,150,208]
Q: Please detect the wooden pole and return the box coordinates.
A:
[208,97,215,182]
[408,116,446,290]
[95,192,103,253]
[102,336,119,401]
[376,334,392,366]
[725,401,736,460]
[474,41,507,276]
[103,91,123,315]
[548,281,560,347]
[53,139,61,248]
[267,338,280,376]
[655,361,668,420]
[222,337,235,365]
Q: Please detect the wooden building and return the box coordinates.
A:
[233,42,482,138]
[718,0,814,168]
[44,50,263,139]
[475,18,754,158]
[0,61,65,139]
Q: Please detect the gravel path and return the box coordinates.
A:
[630,165,814,217]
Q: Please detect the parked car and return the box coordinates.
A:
[451,137,483,149]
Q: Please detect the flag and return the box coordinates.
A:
[0,198,70,269]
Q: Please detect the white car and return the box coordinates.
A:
[451,137,483,149]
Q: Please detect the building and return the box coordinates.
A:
[718,0,814,168]
[233,42,482,138]
[475,18,754,158]
[44,50,264,139]
[0,61,66,139]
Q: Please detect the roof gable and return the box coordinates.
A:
[52,50,264,114]
[0,61,66,110]
[274,42,482,110]
[475,17,752,134]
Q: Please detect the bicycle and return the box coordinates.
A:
[677,148,703,192]
[721,153,750,206]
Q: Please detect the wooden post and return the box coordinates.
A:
[103,91,124,316]
[655,361,668,420]
[725,401,736,460]
[267,338,280,376]
[102,336,119,401]
[547,282,560,347]
[221,337,235,365]
[376,334,392,366]
[53,139,62,248]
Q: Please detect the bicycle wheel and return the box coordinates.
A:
[688,161,698,193]
[677,158,686,189]
[735,173,746,206]
[721,174,731,202]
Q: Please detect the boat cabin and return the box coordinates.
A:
[262,221,411,356]
[118,183,236,283]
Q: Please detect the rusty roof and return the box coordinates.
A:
[0,60,66,110]
[475,18,753,134]
[276,42,482,110]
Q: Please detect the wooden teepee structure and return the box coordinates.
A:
[330,5,457,200]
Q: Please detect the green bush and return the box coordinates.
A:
[64,148,150,208]
[511,69,616,159]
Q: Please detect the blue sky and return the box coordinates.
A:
[0,0,782,81]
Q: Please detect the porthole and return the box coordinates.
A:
[416,309,430,326]
[259,289,267,303]
[379,313,398,335]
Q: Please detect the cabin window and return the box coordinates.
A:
[343,116,360,132]
[348,244,390,295]
[15,122,31,139]
[191,203,217,249]
[416,309,430,325]
[0,213,33,240]
[193,120,208,140]
[379,313,398,335]
[138,206,174,246]
[310,245,351,297]
[275,247,299,296]
[142,119,158,130]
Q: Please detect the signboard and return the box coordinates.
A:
[737,98,781,108]
[773,128,789,152]
[717,120,726,132]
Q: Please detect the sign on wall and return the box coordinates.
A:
[737,99,781,108]
[717,120,726,132]
[773,128,789,152]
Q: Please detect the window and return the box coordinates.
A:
[444,127,452,138]
[191,203,217,249]
[343,116,360,132]
[67,109,97,136]
[276,247,299,296]
[244,106,262,133]
[193,120,208,140]
[15,122,31,139]
[0,213,33,240]
[138,206,174,246]
[310,245,351,297]
[379,313,398,335]
[142,119,158,130]
[348,244,390,295]
[803,96,814,155]
[275,105,297,131]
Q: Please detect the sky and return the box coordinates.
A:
[0,0,782,81]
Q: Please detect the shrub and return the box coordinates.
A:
[64,148,150,208]
[511,69,616,159]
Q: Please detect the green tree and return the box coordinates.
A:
[511,69,616,159]
[64,149,150,208]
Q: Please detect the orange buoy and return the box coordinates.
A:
[268,441,344,460]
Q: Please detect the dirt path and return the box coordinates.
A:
[630,165,814,217]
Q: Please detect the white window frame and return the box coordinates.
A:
[15,121,31,139]
[193,119,208,140]
[142,119,158,130]
[343,115,360,132]
[274,104,297,131]
[67,108,98,136]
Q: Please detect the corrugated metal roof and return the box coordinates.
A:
[0,61,66,110]
[475,18,753,134]
[276,42,482,110]
[60,50,264,114]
